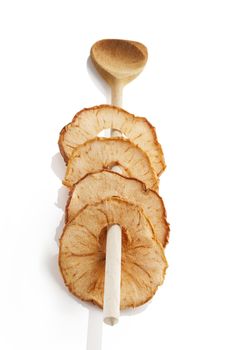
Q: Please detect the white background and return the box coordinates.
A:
[0,1,233,349]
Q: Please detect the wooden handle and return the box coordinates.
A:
[111,82,123,107]
[103,223,122,326]
[103,83,123,326]
[111,81,123,137]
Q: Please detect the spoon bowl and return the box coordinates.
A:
[91,39,148,88]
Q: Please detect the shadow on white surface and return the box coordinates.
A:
[86,306,103,350]
[121,301,150,317]
[54,212,65,245]
[51,153,69,245]
[51,152,103,350]
[51,152,66,181]
[86,56,111,104]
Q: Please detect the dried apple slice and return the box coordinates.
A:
[59,197,167,309]
[59,105,165,176]
[63,137,158,190]
[66,170,169,246]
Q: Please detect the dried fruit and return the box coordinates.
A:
[63,137,158,190]
[66,170,169,246]
[59,105,165,175]
[59,197,167,309]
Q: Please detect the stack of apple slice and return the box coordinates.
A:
[58,104,169,309]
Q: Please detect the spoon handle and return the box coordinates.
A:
[103,82,123,326]
[111,82,123,107]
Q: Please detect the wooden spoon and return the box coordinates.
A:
[90,39,148,326]
[90,39,148,106]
